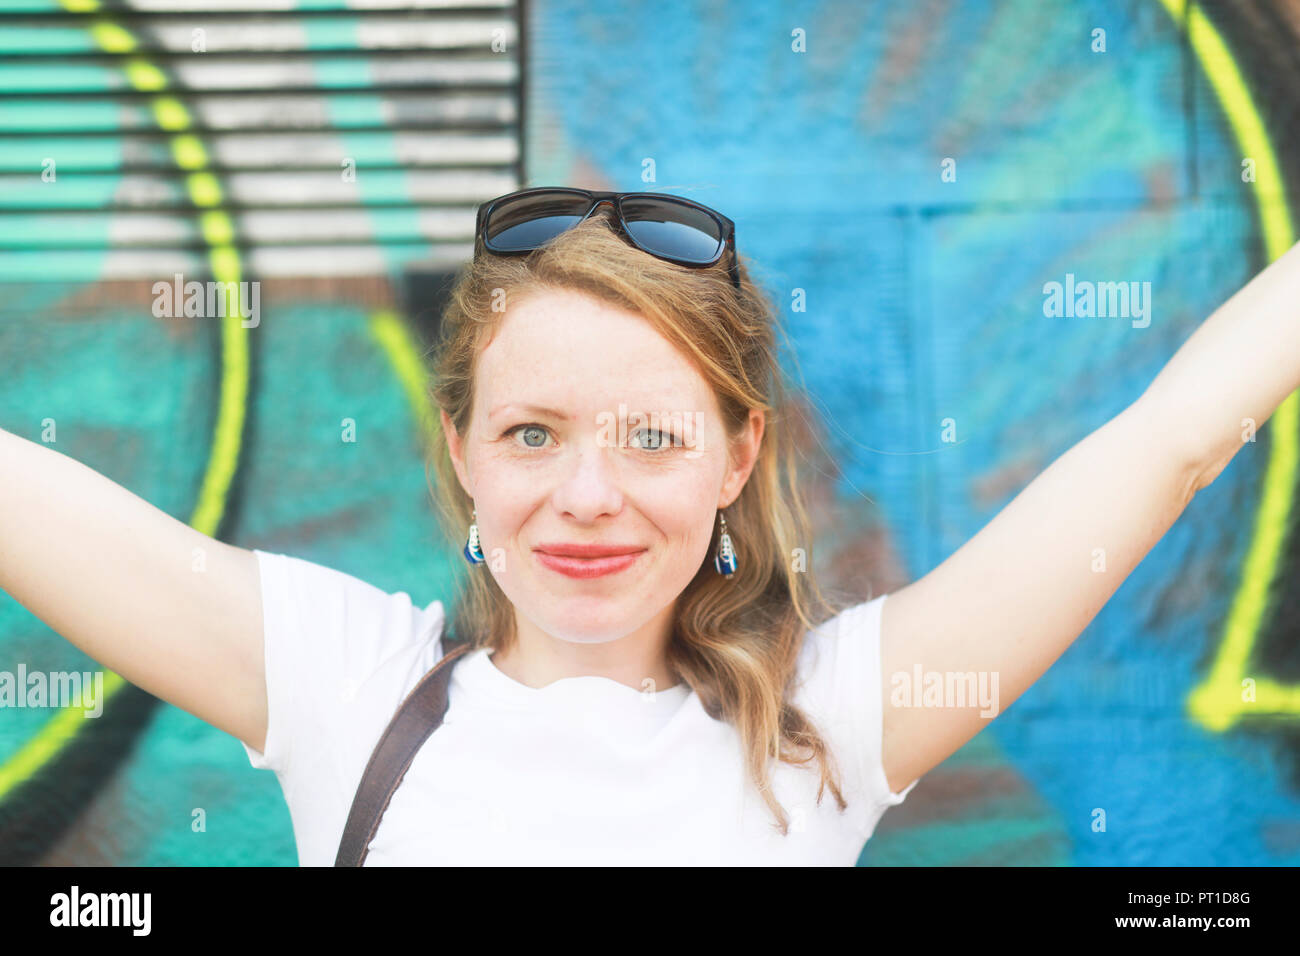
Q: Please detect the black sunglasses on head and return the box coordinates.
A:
[474,187,741,291]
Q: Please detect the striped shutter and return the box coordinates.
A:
[0,0,526,284]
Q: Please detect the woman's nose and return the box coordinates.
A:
[550,439,623,520]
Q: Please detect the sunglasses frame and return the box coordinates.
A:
[475,187,741,291]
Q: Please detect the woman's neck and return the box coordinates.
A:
[490,606,681,693]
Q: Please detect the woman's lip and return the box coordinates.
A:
[534,544,646,558]
[534,550,645,579]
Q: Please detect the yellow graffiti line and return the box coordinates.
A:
[0,701,85,797]
[89,22,133,54]
[152,97,190,132]
[0,1,248,801]
[124,59,167,92]
[1156,0,1299,729]
[171,134,208,171]
[185,172,223,208]
[191,306,249,537]
[369,310,438,448]
[200,210,235,247]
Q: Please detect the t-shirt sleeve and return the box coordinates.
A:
[241,548,446,776]
[794,593,919,833]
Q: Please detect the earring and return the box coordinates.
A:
[463,506,485,565]
[713,510,737,577]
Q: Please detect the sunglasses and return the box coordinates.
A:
[474,187,741,290]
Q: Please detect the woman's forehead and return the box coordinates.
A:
[483,288,674,355]
[474,291,715,410]
[473,366,719,429]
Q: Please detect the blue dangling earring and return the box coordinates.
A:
[713,510,737,577]
[463,506,485,565]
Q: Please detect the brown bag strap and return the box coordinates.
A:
[334,640,473,866]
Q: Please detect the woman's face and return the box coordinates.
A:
[442,286,763,646]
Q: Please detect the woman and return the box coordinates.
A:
[2,188,1297,865]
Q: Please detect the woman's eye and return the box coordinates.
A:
[504,424,679,452]
[505,424,551,448]
[628,428,678,451]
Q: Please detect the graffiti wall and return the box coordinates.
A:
[0,0,1297,865]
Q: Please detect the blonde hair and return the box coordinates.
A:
[427,206,859,833]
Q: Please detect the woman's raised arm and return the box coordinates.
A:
[0,427,268,752]
[878,238,1300,795]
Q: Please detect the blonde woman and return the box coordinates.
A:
[3,187,1298,865]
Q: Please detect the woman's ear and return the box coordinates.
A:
[440,408,472,498]
[719,408,765,509]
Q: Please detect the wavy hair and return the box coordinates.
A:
[426,205,859,833]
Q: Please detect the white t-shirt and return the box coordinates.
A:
[241,549,919,865]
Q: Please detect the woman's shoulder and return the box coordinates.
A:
[790,591,910,814]
[795,592,889,683]
[252,547,447,679]
[242,548,447,775]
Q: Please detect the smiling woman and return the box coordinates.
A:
[8,183,1295,867]
[439,285,766,693]
[227,196,921,865]
[422,202,899,850]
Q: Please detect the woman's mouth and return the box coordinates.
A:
[532,548,646,579]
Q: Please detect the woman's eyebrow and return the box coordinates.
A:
[488,403,573,421]
[489,404,693,423]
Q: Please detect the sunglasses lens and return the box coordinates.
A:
[620,197,724,264]
[484,191,592,252]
